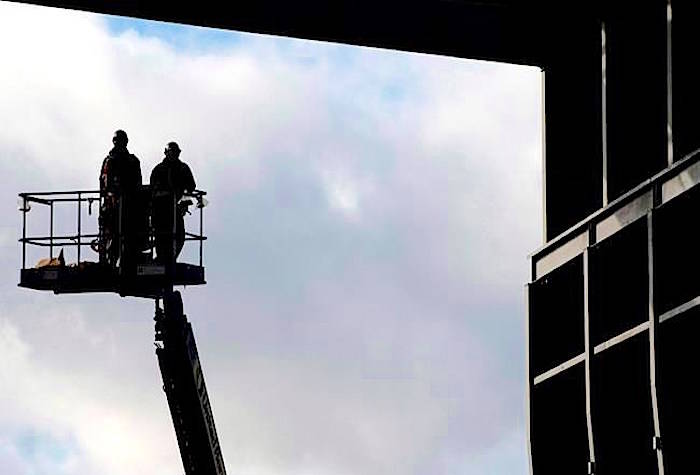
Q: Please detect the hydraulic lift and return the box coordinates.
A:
[18,187,227,475]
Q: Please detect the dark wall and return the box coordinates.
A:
[589,217,648,346]
[530,256,584,375]
[657,306,700,473]
[531,365,589,475]
[544,19,603,238]
[545,1,671,239]
[671,0,700,162]
[11,1,550,65]
[604,1,668,202]
[590,333,656,475]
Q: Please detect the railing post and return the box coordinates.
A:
[77,192,82,264]
[22,196,26,270]
[150,189,155,261]
[199,194,203,267]
[172,192,177,274]
[118,193,123,272]
[50,201,54,259]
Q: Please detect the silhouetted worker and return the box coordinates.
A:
[150,142,196,267]
[99,129,143,268]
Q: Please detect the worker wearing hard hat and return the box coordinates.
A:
[150,141,196,267]
[99,129,143,268]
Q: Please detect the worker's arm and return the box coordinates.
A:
[184,163,196,193]
[150,164,159,188]
[134,156,143,186]
[100,156,112,192]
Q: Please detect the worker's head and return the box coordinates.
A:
[165,141,181,159]
[112,129,128,148]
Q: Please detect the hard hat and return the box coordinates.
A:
[113,129,128,146]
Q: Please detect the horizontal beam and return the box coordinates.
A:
[531,147,700,280]
[534,353,585,385]
[9,0,605,66]
[659,294,700,324]
[593,321,648,355]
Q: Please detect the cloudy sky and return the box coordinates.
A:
[0,2,542,474]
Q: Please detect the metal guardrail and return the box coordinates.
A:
[18,187,207,270]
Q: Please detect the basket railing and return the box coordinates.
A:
[18,187,207,270]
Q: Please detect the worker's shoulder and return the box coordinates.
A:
[150,161,165,176]
[180,160,193,173]
[100,155,111,175]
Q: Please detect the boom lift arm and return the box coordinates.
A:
[155,290,227,475]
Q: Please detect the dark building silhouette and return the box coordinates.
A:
[527,4,700,474]
[11,1,700,474]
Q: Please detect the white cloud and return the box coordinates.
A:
[0,2,541,474]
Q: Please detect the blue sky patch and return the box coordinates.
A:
[105,15,246,52]
[15,431,74,464]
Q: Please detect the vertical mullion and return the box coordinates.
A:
[602,20,608,207]
[667,0,673,165]
[525,284,534,475]
[584,248,596,473]
[541,68,547,244]
[648,211,665,474]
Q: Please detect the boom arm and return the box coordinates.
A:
[155,291,227,475]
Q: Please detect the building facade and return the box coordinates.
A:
[528,2,700,474]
